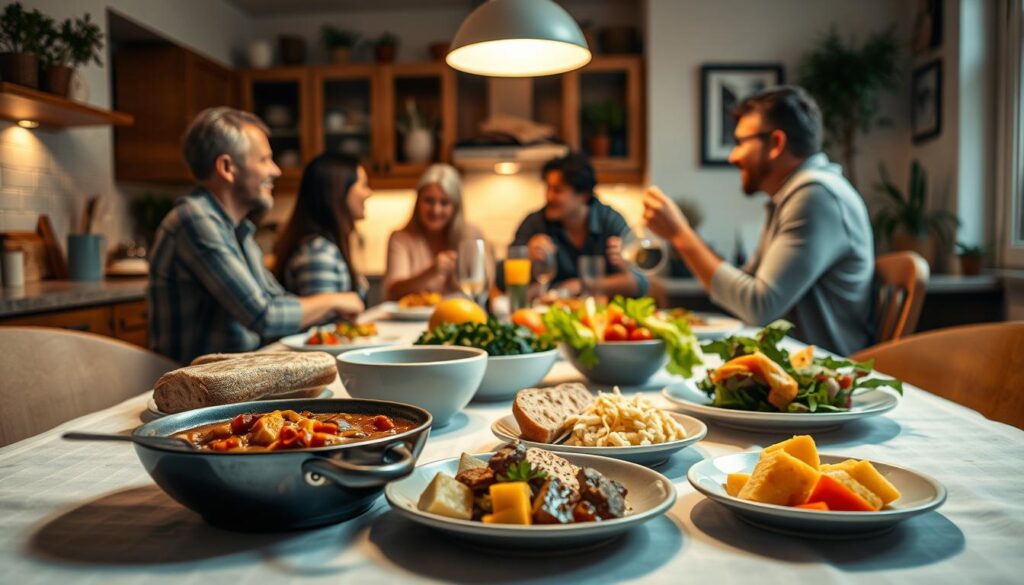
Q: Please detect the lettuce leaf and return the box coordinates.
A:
[612,296,703,378]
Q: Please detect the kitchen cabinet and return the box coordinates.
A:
[0,299,149,347]
[114,46,238,183]
[0,82,133,128]
[239,67,313,194]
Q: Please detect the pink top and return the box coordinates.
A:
[383,224,485,300]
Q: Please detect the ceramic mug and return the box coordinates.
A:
[248,40,273,68]
[68,234,104,282]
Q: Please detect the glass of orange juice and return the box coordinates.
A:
[505,245,531,312]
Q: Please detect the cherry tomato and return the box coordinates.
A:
[620,316,638,333]
[838,374,853,389]
[606,305,624,326]
[629,327,654,341]
[511,308,546,335]
[604,324,629,342]
[372,415,396,431]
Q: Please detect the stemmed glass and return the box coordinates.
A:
[620,225,669,274]
[578,255,606,296]
[531,247,557,299]
[457,239,488,305]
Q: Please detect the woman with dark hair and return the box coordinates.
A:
[273,153,372,308]
[383,163,485,300]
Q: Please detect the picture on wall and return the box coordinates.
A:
[700,63,785,166]
[913,0,944,54]
[912,59,942,143]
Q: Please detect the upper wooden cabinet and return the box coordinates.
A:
[114,46,238,183]
[239,67,313,194]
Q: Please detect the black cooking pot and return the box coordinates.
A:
[131,398,431,531]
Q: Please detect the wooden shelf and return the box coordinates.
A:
[0,82,133,128]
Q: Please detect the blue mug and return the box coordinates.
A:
[67,234,104,281]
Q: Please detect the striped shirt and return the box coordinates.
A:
[147,189,302,363]
[282,235,366,298]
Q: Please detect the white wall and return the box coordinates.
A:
[646,0,915,260]
[0,0,250,261]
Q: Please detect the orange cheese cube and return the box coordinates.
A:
[488,482,532,525]
[725,473,750,497]
[738,450,821,506]
[820,460,901,505]
[763,435,820,469]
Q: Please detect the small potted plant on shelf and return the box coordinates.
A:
[0,2,53,89]
[373,32,399,64]
[41,13,103,97]
[321,26,359,65]
[956,242,985,276]
[873,159,959,268]
[582,99,625,158]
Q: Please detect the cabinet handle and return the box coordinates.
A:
[66,323,91,332]
[119,318,147,332]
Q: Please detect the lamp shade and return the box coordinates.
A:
[447,0,591,77]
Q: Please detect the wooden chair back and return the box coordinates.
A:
[0,327,180,447]
[851,322,1024,429]
[874,251,930,343]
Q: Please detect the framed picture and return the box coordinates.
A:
[912,59,942,143]
[913,0,943,54]
[700,63,785,166]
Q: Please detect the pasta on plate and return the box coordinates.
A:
[564,387,687,447]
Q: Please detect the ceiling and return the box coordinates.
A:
[228,0,478,16]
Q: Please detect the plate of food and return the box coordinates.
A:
[659,308,744,340]
[384,440,677,551]
[281,322,401,355]
[687,435,946,538]
[145,351,337,418]
[662,320,901,432]
[491,383,707,466]
[383,292,442,321]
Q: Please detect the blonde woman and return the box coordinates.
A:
[383,163,485,300]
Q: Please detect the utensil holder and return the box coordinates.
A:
[67,234,104,281]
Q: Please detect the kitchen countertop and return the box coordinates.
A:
[0,278,148,319]
[653,273,1003,296]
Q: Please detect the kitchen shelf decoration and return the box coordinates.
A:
[0,81,132,128]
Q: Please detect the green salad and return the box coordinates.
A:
[415,318,554,356]
[698,320,903,413]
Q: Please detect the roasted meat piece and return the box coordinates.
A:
[455,466,496,494]
[488,441,527,477]
[577,467,628,519]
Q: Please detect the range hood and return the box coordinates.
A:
[452,78,568,174]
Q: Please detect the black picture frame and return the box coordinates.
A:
[700,63,785,166]
[912,59,942,143]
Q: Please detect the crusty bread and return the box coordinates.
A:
[525,447,580,493]
[513,383,594,443]
[154,352,336,413]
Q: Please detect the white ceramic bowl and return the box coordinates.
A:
[337,345,486,427]
[563,340,667,386]
[474,349,559,401]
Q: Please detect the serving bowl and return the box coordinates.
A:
[129,397,432,531]
[337,345,487,426]
[474,349,559,401]
[562,340,668,386]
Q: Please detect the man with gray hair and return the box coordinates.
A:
[148,107,363,363]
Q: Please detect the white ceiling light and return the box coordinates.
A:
[447,0,591,77]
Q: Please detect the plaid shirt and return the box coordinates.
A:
[282,235,366,298]
[147,189,302,363]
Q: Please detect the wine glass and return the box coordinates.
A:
[457,239,488,304]
[531,247,557,298]
[578,255,606,296]
[620,225,669,274]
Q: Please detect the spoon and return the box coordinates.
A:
[63,431,197,451]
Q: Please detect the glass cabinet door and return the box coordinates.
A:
[379,63,455,178]
[313,67,377,172]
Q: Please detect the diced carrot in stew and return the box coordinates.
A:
[313,421,339,434]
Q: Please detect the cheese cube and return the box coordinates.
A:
[725,473,750,497]
[417,473,474,520]
[489,482,532,525]
[739,450,821,506]
[762,435,820,468]
[820,460,901,505]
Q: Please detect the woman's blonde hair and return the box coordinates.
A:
[404,163,466,249]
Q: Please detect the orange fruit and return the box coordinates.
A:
[511,308,545,335]
[428,298,487,331]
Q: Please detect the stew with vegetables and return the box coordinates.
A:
[174,410,415,451]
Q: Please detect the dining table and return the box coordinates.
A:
[1,304,1021,584]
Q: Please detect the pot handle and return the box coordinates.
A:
[302,443,415,489]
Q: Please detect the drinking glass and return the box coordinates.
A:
[531,247,557,297]
[620,225,669,274]
[457,239,488,303]
[505,245,531,313]
[578,255,606,296]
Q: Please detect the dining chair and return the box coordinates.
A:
[0,326,180,447]
[874,251,930,343]
[850,322,1024,429]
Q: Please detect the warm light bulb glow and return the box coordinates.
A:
[17,120,39,129]
[447,39,591,77]
[493,161,521,175]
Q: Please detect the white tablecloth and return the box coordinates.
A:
[1,309,1022,584]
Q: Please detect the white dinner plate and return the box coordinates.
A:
[662,378,900,433]
[490,412,707,467]
[689,313,744,340]
[687,451,947,538]
[146,387,333,418]
[380,301,434,321]
[280,331,402,355]
[385,451,677,551]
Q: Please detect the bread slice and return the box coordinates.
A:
[525,447,580,493]
[154,351,336,413]
[513,383,594,443]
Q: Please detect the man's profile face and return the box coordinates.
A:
[727,112,772,196]
[232,124,281,212]
[543,170,587,222]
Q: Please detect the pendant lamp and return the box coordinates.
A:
[447,0,591,77]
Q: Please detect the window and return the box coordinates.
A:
[998,0,1024,266]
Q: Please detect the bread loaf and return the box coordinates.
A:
[154,352,336,413]
[512,383,594,443]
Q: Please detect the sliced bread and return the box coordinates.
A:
[512,383,594,443]
[525,447,580,493]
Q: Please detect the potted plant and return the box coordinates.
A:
[321,26,358,65]
[0,3,53,89]
[799,26,900,190]
[373,32,398,64]
[873,160,959,268]
[956,242,985,276]
[41,13,103,97]
[582,99,625,158]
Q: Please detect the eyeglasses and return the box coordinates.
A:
[733,131,773,144]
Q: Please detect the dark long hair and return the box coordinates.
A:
[273,152,361,286]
